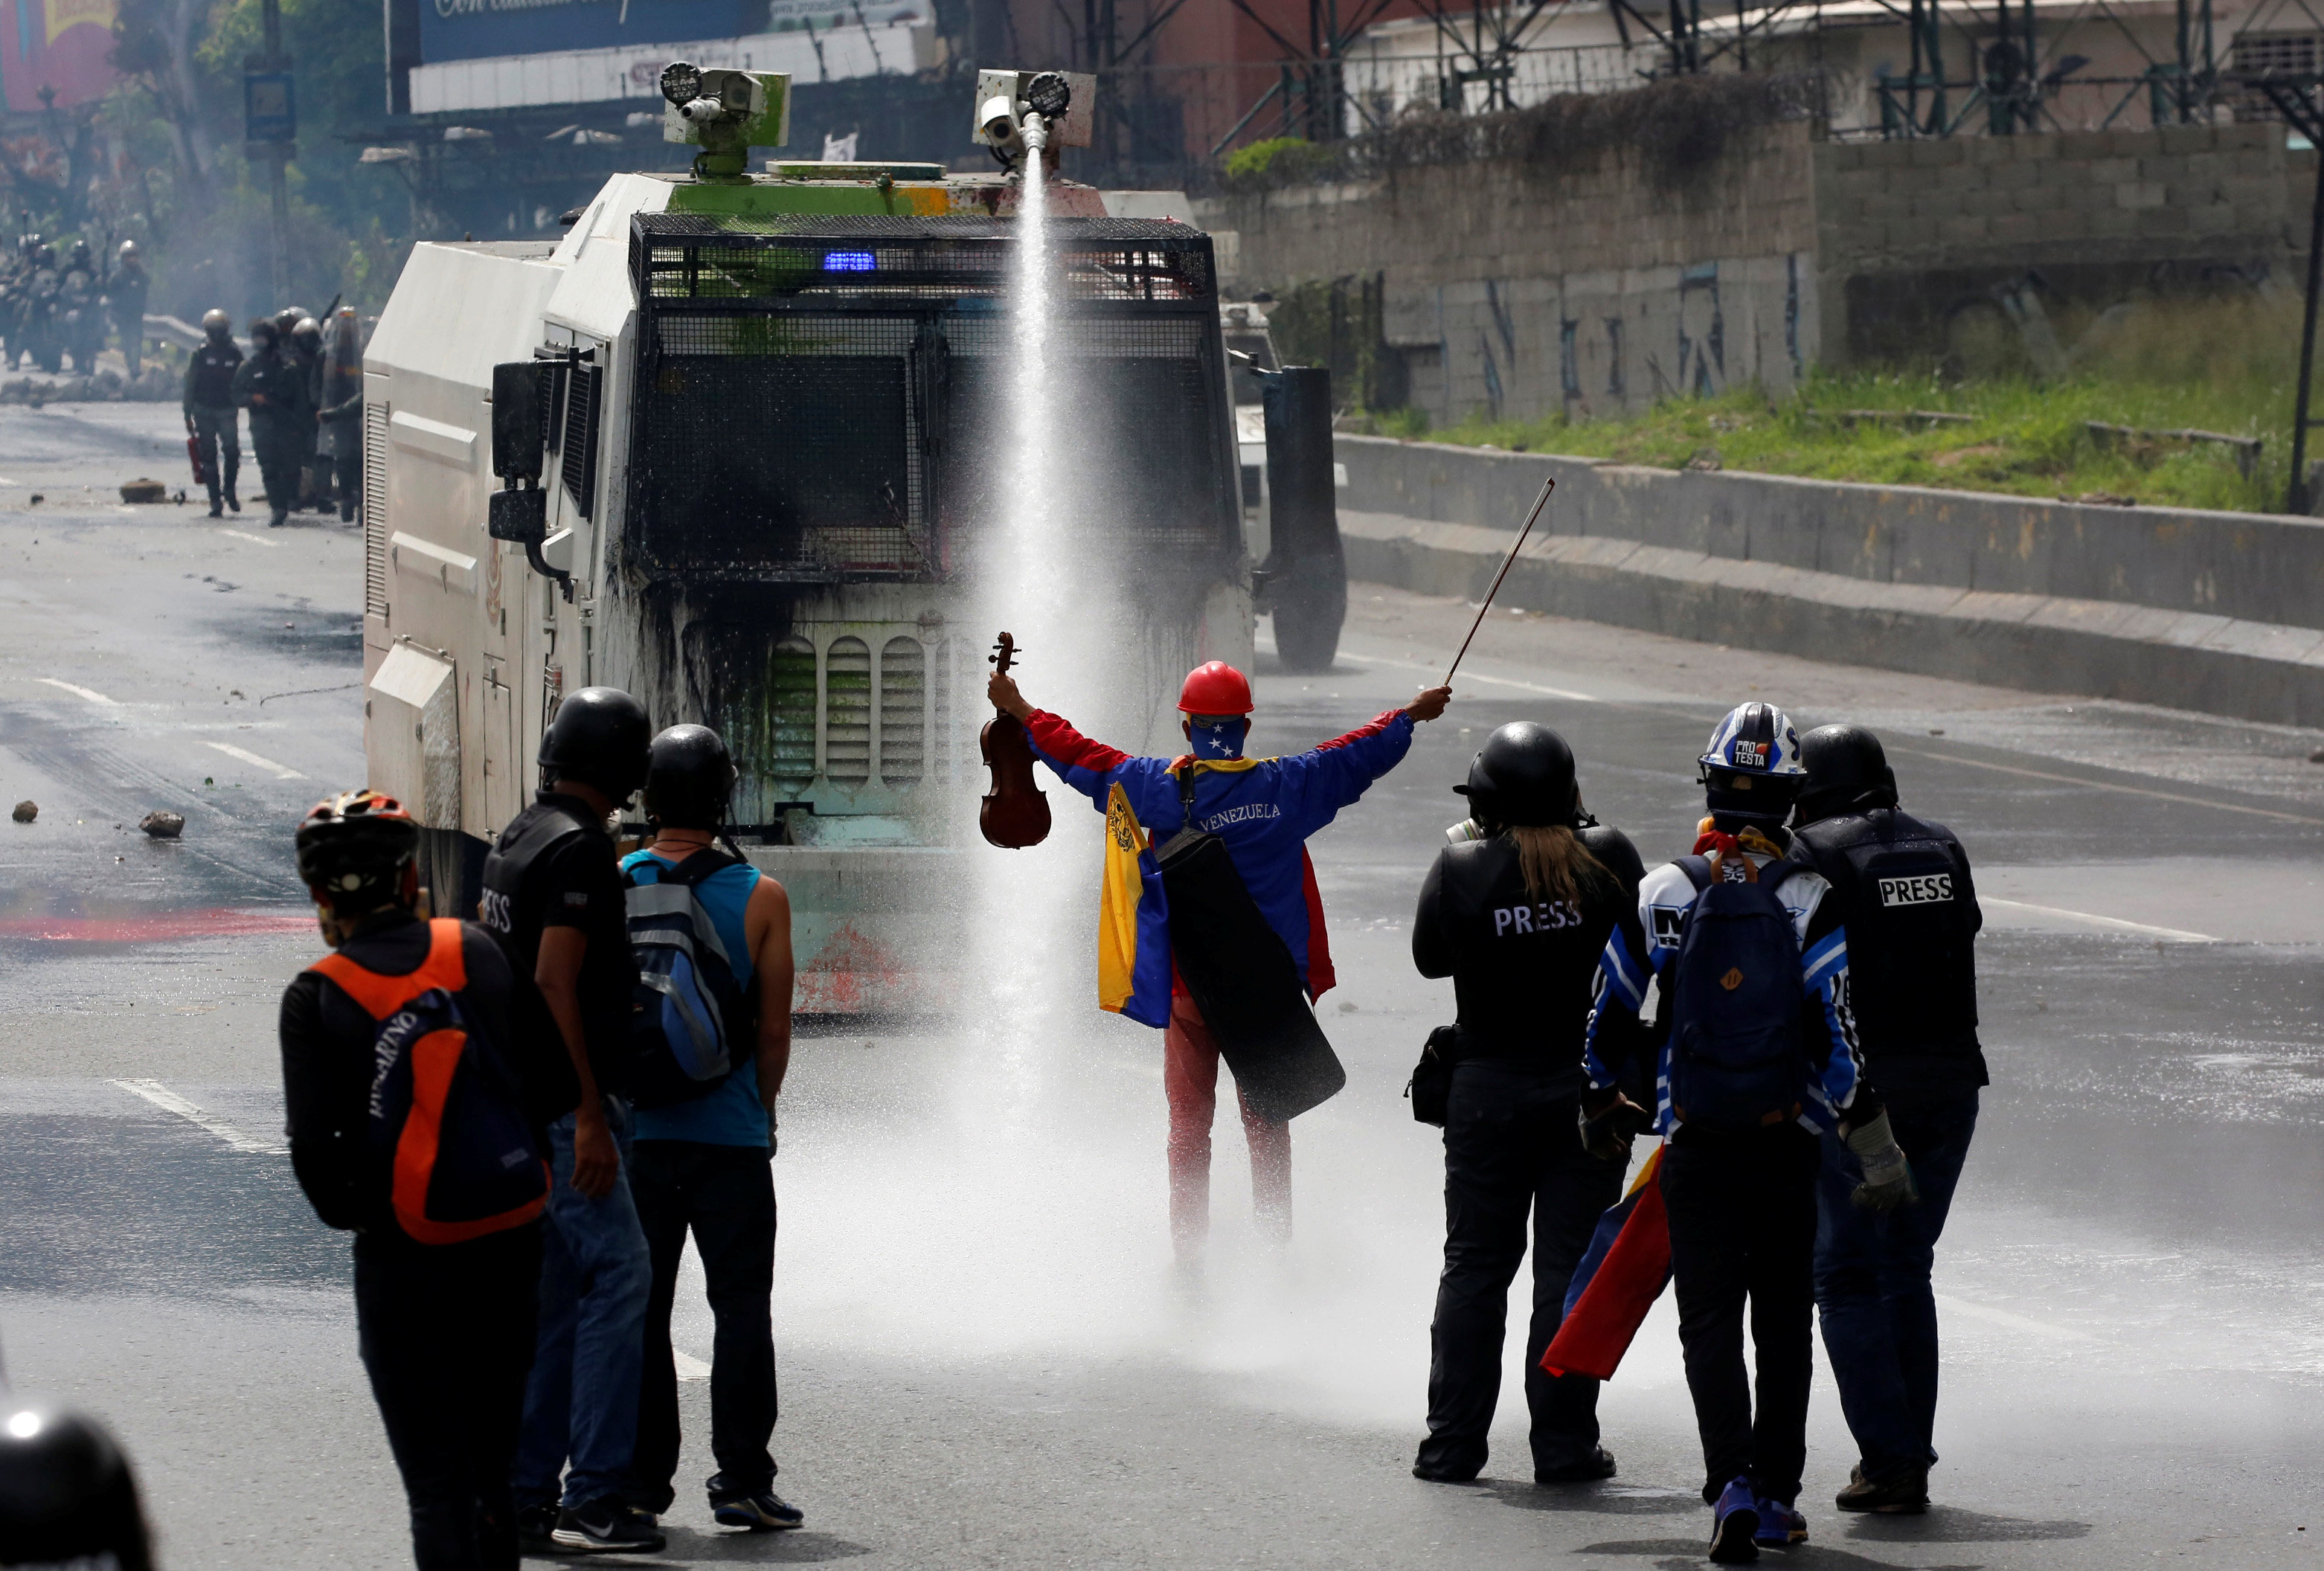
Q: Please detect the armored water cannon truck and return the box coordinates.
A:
[361,65,1251,1011]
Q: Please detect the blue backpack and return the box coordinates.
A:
[623,850,754,1109]
[1663,855,1807,1131]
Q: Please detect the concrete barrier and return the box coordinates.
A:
[1337,435,2324,633]
[1334,436,2324,727]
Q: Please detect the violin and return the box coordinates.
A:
[979,632,1052,849]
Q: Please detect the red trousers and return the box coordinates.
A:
[1165,992,1291,1255]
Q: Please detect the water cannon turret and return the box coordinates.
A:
[661,61,791,181]
[972,68,1094,176]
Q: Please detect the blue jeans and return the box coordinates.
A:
[1813,1090,1980,1485]
[513,1102,653,1510]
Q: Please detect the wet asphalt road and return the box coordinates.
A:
[3,402,2322,1570]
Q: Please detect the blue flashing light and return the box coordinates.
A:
[823,251,876,272]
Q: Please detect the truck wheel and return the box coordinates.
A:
[1271,547,1346,674]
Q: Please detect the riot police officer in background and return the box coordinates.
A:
[108,240,150,377]
[1409,723,1647,1487]
[231,316,312,527]
[1786,726,1985,1517]
[184,308,243,516]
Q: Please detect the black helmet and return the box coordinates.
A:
[1454,722,1579,828]
[643,725,736,831]
[1794,724,1898,826]
[294,789,418,910]
[0,1403,154,1571]
[540,687,651,804]
[248,317,277,345]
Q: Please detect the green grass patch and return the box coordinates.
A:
[1361,293,2309,515]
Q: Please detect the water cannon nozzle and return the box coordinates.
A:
[679,97,728,126]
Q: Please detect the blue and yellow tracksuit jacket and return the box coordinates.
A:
[1023,707,1416,1029]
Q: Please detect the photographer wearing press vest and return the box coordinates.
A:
[1786,725,1984,1517]
[1407,724,1647,1487]
[1584,703,1912,1564]
[478,687,663,1555]
[622,725,805,1535]
[278,789,557,1570]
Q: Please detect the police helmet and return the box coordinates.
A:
[1454,722,1581,828]
[200,306,230,336]
[291,317,321,345]
[294,789,418,911]
[118,240,138,261]
[1794,724,1898,826]
[539,687,652,805]
[643,725,736,831]
[1698,701,1805,825]
[248,316,277,345]
[0,1402,155,1571]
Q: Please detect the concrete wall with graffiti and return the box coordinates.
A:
[1193,120,2310,424]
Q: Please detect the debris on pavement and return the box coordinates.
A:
[138,810,184,838]
[120,478,167,503]
[10,800,33,823]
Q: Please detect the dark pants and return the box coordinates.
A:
[1417,1059,1623,1480]
[632,1140,779,1511]
[1661,1126,1821,1506]
[251,425,304,520]
[190,404,239,507]
[354,1224,544,1571]
[324,420,362,518]
[1814,1090,1980,1485]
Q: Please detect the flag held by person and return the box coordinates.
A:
[1540,1144,1673,1381]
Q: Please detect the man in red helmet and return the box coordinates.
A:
[989,659,1451,1259]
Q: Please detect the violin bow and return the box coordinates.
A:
[1444,477,1554,687]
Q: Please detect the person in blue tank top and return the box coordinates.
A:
[622,725,803,1535]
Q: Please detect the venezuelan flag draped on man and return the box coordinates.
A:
[987,659,1452,1264]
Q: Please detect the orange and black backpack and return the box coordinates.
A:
[308,919,548,1245]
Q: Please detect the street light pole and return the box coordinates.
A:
[248,0,294,303]
[2264,77,2324,514]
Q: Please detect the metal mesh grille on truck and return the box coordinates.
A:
[627,213,1238,583]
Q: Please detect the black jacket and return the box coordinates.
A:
[1787,807,1988,1096]
[1412,824,1644,1085]
[183,337,242,409]
[479,792,640,1108]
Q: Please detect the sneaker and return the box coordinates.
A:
[1535,1447,1618,1484]
[713,1489,804,1531]
[1835,1464,1928,1514]
[549,1497,666,1552]
[515,1502,562,1554]
[1754,1497,1808,1549]
[1709,1475,1760,1564]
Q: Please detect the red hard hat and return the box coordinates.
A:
[1178,661,1253,716]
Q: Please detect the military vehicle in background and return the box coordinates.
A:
[361,64,1251,1011]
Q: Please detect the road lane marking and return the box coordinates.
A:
[1933,1293,2096,1343]
[204,739,305,779]
[111,1079,286,1156]
[34,677,116,704]
[1980,897,2215,943]
[218,528,280,548]
[673,1351,712,1382]
[1904,749,2324,826]
[1340,647,1599,702]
